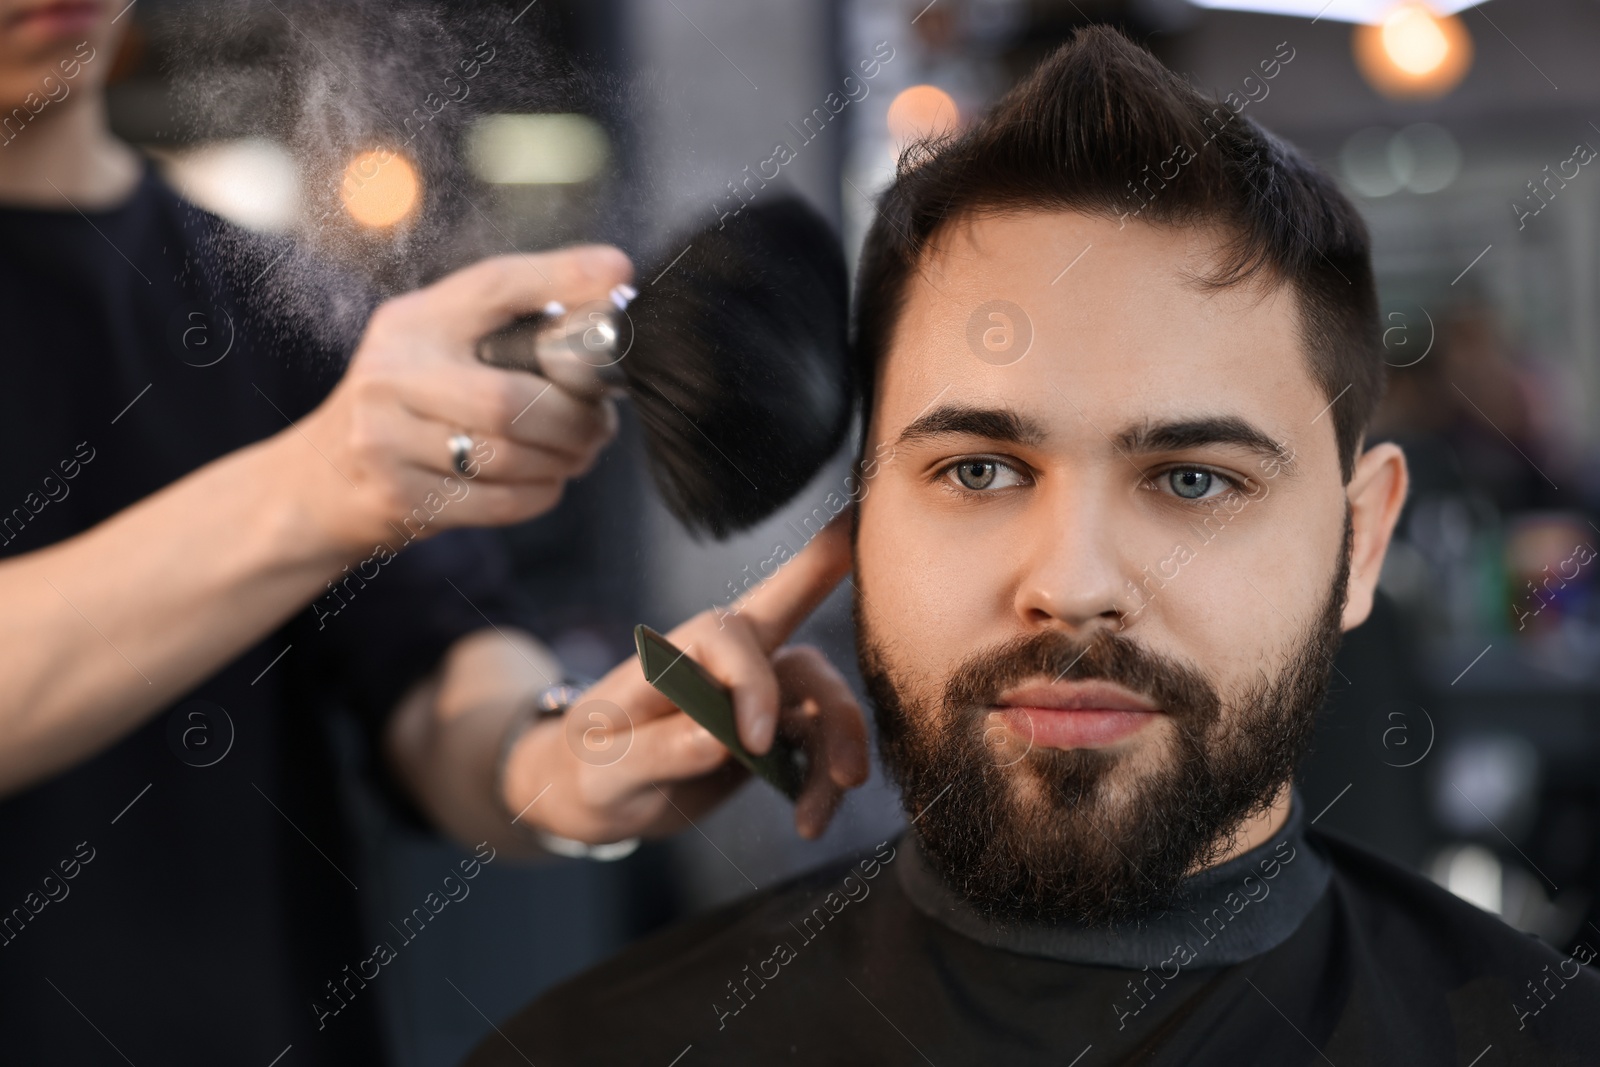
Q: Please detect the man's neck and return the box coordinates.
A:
[1190,781,1294,877]
[0,96,142,210]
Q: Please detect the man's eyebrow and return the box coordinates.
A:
[894,404,1049,448]
[1113,416,1296,474]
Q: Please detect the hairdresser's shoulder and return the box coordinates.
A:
[461,837,904,1067]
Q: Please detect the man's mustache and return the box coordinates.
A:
[940,627,1223,728]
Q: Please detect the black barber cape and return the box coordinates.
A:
[0,162,525,1064]
[467,793,1600,1065]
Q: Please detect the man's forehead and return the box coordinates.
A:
[873,210,1326,460]
[915,208,1234,289]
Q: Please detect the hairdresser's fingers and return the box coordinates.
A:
[389,362,620,460]
[356,406,587,494]
[410,434,598,487]
[497,388,618,468]
[635,760,752,838]
[430,415,617,486]
[509,712,705,844]
[598,711,733,799]
[557,532,855,793]
[496,390,617,477]
[532,642,865,842]
[774,645,870,839]
[581,633,685,721]
[776,645,870,789]
[793,759,845,841]
[664,612,783,756]
[655,761,754,829]
[394,382,619,480]
[731,507,855,654]
[550,712,744,839]
[412,247,634,347]
[446,479,567,527]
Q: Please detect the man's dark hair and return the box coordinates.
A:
[853,26,1383,482]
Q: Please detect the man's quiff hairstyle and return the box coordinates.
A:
[853,26,1384,483]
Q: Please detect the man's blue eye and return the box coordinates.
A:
[1168,469,1213,499]
[955,461,998,490]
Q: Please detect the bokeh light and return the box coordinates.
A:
[1339,122,1463,198]
[159,137,300,233]
[340,148,421,229]
[1353,4,1473,100]
[466,114,610,185]
[1383,4,1450,74]
[887,84,959,144]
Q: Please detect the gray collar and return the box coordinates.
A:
[897,788,1330,968]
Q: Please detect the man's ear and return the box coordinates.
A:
[1341,441,1409,631]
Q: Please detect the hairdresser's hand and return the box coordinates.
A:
[504,510,870,844]
[291,247,633,552]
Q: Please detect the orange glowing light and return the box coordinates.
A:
[887,85,959,144]
[1353,4,1472,100]
[340,148,420,229]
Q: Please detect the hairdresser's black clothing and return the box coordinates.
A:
[469,795,1600,1066]
[0,162,523,1065]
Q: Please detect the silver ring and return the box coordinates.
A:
[448,432,474,476]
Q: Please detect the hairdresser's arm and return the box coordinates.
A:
[387,513,872,854]
[0,248,632,796]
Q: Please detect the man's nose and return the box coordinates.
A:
[1010,477,1136,633]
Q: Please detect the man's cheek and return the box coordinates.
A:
[860,475,1010,670]
[853,494,922,626]
[881,568,969,670]
[855,588,943,715]
[1166,588,1271,708]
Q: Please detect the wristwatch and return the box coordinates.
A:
[496,681,642,862]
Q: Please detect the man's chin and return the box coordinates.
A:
[1010,762,1120,809]
[919,824,1194,928]
[915,771,1183,925]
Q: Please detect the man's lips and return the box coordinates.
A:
[9,0,101,35]
[991,679,1161,750]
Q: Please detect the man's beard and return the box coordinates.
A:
[856,513,1351,927]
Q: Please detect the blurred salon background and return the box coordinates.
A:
[91,0,1600,1061]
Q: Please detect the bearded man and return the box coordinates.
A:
[466,26,1600,1067]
